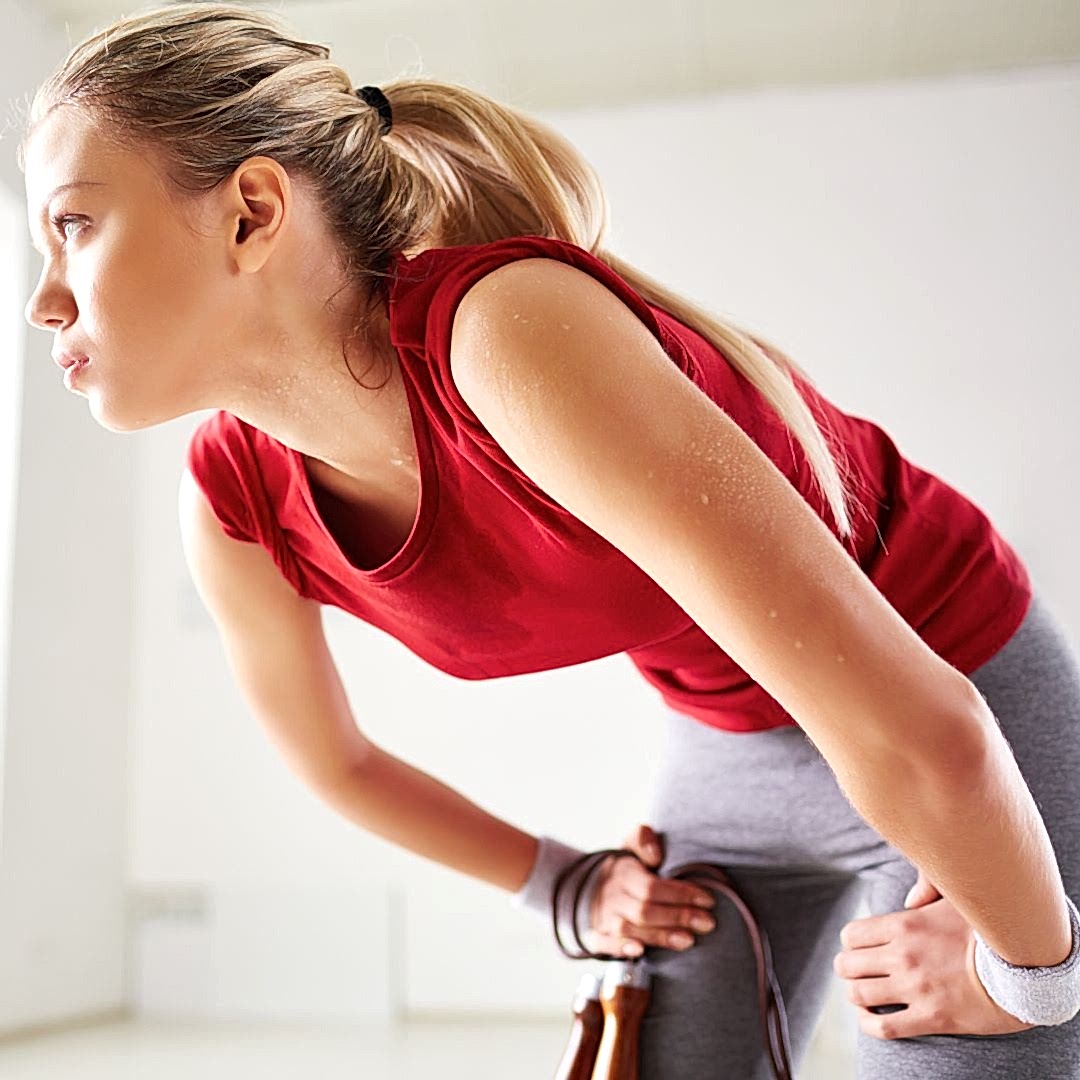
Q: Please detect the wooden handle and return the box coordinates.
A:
[554,1000,605,1080]
[591,985,651,1080]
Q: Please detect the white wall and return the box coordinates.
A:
[0,0,135,1038]
[0,180,26,842]
[3,12,1077,1055]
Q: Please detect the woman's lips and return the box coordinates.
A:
[63,357,90,387]
[53,352,89,370]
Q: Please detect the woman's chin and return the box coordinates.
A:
[91,401,183,433]
[84,396,142,433]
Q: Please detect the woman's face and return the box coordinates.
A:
[23,107,245,431]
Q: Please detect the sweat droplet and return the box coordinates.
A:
[794,640,803,649]
[768,609,777,618]
[836,654,846,663]
[560,323,571,330]
[700,493,709,505]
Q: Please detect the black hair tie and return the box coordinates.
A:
[355,85,393,135]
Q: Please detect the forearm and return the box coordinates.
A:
[322,745,540,893]
[843,700,1073,968]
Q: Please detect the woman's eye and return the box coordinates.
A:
[51,214,84,242]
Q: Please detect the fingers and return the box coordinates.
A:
[623,823,664,867]
[618,857,716,909]
[856,1002,949,1040]
[839,912,895,950]
[591,836,719,957]
[833,944,892,980]
[598,912,708,956]
[585,928,649,959]
[627,894,718,936]
[591,907,708,959]
[596,875,718,955]
[620,864,718,941]
[904,869,942,909]
[846,975,902,1010]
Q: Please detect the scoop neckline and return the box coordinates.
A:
[287,275,439,584]
[286,241,556,584]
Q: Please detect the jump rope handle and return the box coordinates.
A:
[591,960,652,1080]
[554,972,604,1080]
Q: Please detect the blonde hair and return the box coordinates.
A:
[19,2,862,540]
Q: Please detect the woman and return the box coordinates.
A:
[20,4,1079,1077]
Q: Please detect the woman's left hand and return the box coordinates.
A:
[834,869,1038,1039]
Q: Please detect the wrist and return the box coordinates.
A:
[509,835,601,939]
[973,893,1080,1026]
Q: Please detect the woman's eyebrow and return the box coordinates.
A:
[37,179,107,219]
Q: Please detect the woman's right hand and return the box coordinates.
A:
[585,824,718,957]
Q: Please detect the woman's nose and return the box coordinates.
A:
[24,292,44,329]
[24,278,70,331]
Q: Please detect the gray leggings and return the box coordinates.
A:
[639,584,1080,1079]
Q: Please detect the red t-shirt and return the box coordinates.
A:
[186,235,1032,732]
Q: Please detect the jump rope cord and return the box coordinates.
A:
[552,848,795,1080]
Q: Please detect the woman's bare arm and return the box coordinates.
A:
[447,256,1073,968]
[179,466,540,893]
[845,690,1073,967]
[320,747,540,892]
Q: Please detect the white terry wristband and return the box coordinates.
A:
[510,835,603,945]
[973,893,1080,1026]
